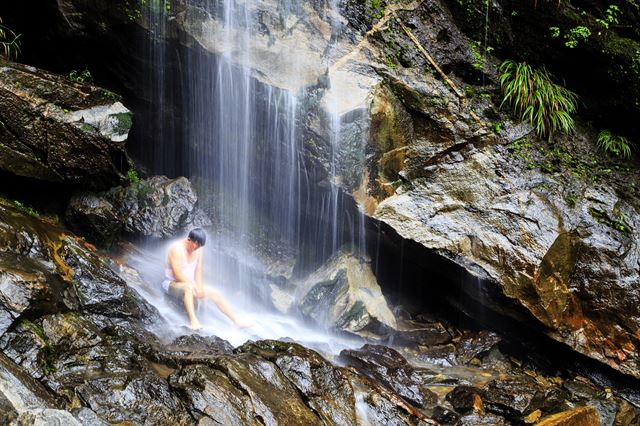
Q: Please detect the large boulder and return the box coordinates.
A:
[66,175,211,244]
[0,59,132,190]
[339,344,438,408]
[295,251,397,334]
[318,0,640,379]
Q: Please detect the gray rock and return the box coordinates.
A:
[66,175,212,244]
[71,407,109,426]
[296,251,397,334]
[12,409,82,426]
[238,340,358,425]
[0,59,132,190]
[481,377,567,420]
[340,344,438,408]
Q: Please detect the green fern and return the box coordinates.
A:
[499,60,578,140]
[0,17,21,60]
[597,130,632,159]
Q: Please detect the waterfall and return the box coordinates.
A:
[132,0,371,348]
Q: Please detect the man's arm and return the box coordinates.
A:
[195,250,204,298]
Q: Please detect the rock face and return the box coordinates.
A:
[331,0,640,380]
[0,198,444,424]
[340,344,438,408]
[0,59,132,189]
[4,0,640,387]
[66,175,211,244]
[296,251,397,334]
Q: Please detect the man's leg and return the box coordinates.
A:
[168,281,201,330]
[203,287,253,328]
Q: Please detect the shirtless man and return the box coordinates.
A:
[162,228,251,330]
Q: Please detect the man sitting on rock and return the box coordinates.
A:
[161,228,253,330]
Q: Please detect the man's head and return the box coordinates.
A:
[187,228,206,249]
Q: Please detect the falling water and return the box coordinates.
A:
[131,0,371,350]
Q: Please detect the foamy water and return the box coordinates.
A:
[125,238,363,355]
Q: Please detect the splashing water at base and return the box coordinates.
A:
[125,238,363,354]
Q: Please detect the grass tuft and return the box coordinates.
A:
[499,60,578,140]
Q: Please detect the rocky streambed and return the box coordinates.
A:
[0,195,636,425]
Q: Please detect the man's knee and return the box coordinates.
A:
[176,282,195,297]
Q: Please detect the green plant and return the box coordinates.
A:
[0,17,21,59]
[68,69,93,83]
[596,5,621,30]
[101,89,122,102]
[127,168,140,184]
[596,130,632,159]
[564,26,591,48]
[590,207,628,233]
[13,200,40,217]
[549,26,560,38]
[21,320,56,374]
[369,0,385,19]
[469,40,492,72]
[499,60,578,140]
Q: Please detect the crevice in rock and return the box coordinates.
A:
[364,215,640,408]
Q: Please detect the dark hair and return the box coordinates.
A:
[187,228,206,247]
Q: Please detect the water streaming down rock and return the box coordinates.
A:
[132,0,377,345]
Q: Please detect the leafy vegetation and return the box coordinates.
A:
[564,26,591,48]
[127,168,140,184]
[68,69,93,83]
[590,207,628,233]
[21,319,57,374]
[597,130,632,159]
[0,17,21,59]
[13,200,40,217]
[369,0,385,18]
[499,60,578,140]
[596,5,621,30]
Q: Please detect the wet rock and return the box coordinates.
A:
[13,408,82,425]
[414,344,458,367]
[71,407,109,426]
[296,251,397,335]
[455,411,508,425]
[340,344,437,408]
[350,373,436,425]
[0,59,131,189]
[156,334,234,367]
[351,7,640,378]
[614,400,640,425]
[0,253,68,336]
[268,282,296,314]
[63,193,121,246]
[238,340,358,425]
[209,354,323,425]
[237,340,356,425]
[169,363,257,425]
[372,117,640,379]
[445,385,484,414]
[432,405,460,425]
[536,405,601,426]
[77,374,192,425]
[0,351,63,424]
[0,392,18,424]
[62,241,138,317]
[67,175,211,244]
[391,320,452,347]
[563,377,601,401]
[481,377,567,420]
[455,331,502,365]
